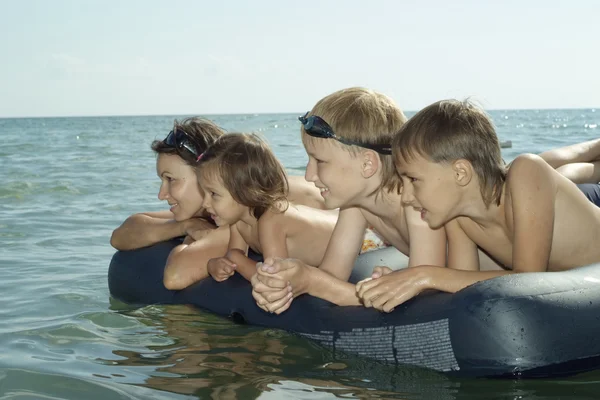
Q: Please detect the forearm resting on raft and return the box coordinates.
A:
[258,264,362,306]
[110,213,188,250]
[226,249,260,281]
[422,265,515,294]
[163,231,229,290]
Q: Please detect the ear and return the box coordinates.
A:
[452,159,473,186]
[360,150,379,178]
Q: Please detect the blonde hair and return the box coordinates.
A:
[196,133,289,219]
[304,87,407,195]
[393,99,506,206]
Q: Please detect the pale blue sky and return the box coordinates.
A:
[0,0,598,117]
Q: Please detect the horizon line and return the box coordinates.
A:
[0,106,597,120]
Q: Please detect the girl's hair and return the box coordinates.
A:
[151,117,225,165]
[197,133,289,219]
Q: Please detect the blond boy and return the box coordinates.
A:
[251,87,447,313]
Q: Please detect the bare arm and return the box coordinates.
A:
[223,224,256,281]
[357,216,484,311]
[508,154,556,272]
[163,225,229,289]
[319,207,368,280]
[253,208,368,309]
[255,258,362,308]
[446,219,479,271]
[111,211,183,250]
[404,205,447,267]
[258,212,289,259]
[110,210,214,251]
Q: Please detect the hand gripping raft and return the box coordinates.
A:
[108,239,600,378]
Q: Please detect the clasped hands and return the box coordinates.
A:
[251,257,432,314]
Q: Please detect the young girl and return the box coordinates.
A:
[110,118,326,289]
[195,132,342,283]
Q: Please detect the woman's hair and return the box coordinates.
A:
[151,117,225,165]
[197,133,289,219]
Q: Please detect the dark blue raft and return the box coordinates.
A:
[108,239,600,378]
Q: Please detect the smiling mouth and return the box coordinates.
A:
[318,187,329,197]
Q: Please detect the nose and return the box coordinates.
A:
[305,158,317,183]
[158,182,169,201]
[201,192,211,209]
[401,182,415,206]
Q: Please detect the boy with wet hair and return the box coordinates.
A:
[356,99,600,311]
[251,87,448,313]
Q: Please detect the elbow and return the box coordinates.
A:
[110,229,126,251]
[163,270,186,290]
[163,246,191,290]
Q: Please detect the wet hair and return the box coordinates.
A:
[393,99,507,207]
[303,87,407,196]
[196,133,289,219]
[151,117,225,165]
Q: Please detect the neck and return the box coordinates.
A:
[356,188,402,221]
[456,185,504,227]
[239,208,259,227]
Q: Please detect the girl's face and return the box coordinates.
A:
[156,153,205,221]
[198,171,248,227]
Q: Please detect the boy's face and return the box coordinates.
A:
[156,153,205,221]
[302,134,365,209]
[395,153,458,229]
[198,171,248,227]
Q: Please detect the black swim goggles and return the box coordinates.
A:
[162,128,201,161]
[298,112,392,155]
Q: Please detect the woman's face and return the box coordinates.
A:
[156,153,205,221]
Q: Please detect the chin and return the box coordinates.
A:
[426,217,445,230]
[323,195,344,210]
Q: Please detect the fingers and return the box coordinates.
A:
[264,286,291,303]
[274,297,293,315]
[356,278,377,299]
[252,287,293,314]
[265,292,293,314]
[371,266,393,279]
[251,289,269,312]
[355,277,373,293]
[258,257,280,274]
[254,273,288,289]
[258,257,300,274]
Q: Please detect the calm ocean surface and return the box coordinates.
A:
[1,110,599,399]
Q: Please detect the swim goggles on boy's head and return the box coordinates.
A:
[162,128,201,160]
[298,112,392,155]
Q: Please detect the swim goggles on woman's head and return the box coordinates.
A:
[298,112,392,155]
[162,128,201,160]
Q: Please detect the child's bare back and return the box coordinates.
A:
[236,204,338,267]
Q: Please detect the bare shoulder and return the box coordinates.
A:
[257,207,288,230]
[287,175,325,209]
[508,154,553,179]
[506,154,559,195]
[141,210,176,219]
